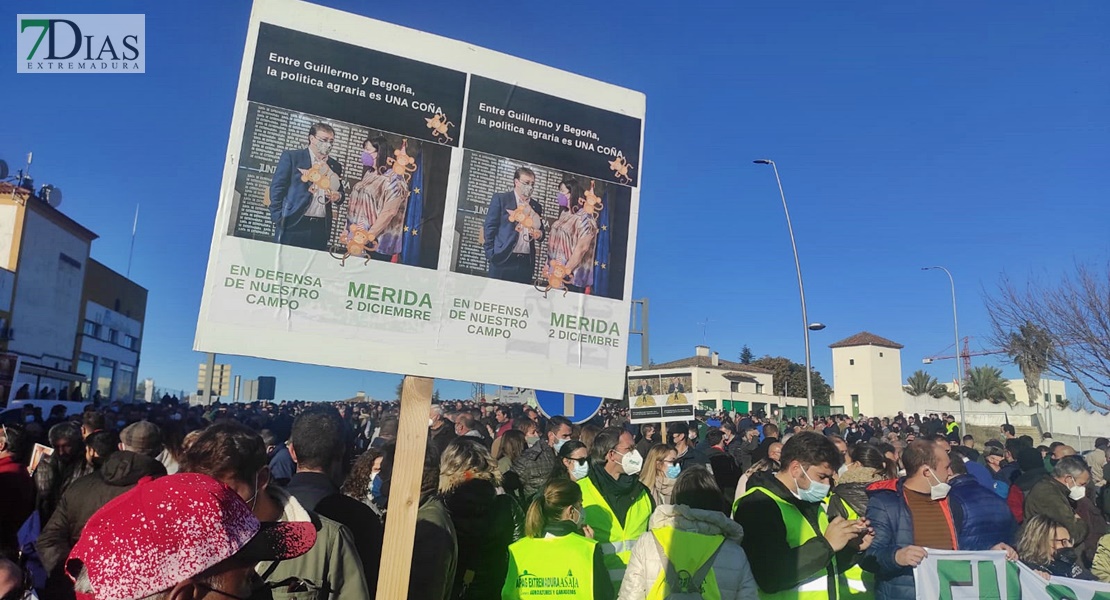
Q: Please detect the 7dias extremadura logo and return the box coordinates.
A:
[17,14,144,73]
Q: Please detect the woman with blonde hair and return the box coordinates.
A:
[440,437,523,599]
[639,444,679,505]
[1018,514,1096,581]
[502,479,613,599]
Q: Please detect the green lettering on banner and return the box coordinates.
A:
[1006,561,1022,600]
[937,560,973,600]
[975,560,1000,599]
[1093,593,1110,600]
[1046,583,1078,600]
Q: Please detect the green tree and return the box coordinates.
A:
[1002,321,1052,407]
[751,356,832,405]
[963,366,1016,405]
[432,389,441,403]
[739,346,754,365]
[903,370,952,398]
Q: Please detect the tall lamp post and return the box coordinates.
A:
[922,266,967,435]
[754,159,821,423]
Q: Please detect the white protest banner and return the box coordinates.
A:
[915,549,1110,599]
[195,0,644,398]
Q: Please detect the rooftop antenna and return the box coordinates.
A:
[697,316,711,345]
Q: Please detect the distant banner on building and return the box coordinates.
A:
[915,550,1110,599]
[194,0,644,398]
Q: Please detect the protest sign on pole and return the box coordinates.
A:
[194,0,644,401]
[915,549,1110,599]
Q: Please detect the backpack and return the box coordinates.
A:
[649,534,725,599]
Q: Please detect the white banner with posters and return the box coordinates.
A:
[915,550,1110,599]
[195,0,644,398]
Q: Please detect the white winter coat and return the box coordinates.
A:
[618,504,759,600]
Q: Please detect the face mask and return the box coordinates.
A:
[552,438,567,453]
[665,463,681,480]
[928,470,951,500]
[1069,480,1086,501]
[428,418,434,428]
[526,435,540,446]
[838,463,849,476]
[556,192,569,209]
[361,150,376,168]
[795,467,830,503]
[370,474,385,505]
[518,183,534,198]
[570,506,585,528]
[571,461,589,481]
[314,138,333,155]
[619,449,643,476]
[1053,547,1078,566]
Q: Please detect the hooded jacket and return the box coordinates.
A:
[828,464,888,521]
[619,505,758,600]
[36,451,166,573]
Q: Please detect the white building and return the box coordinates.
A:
[830,331,905,418]
[628,345,804,414]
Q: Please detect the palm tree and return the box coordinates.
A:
[903,370,951,398]
[964,366,1017,405]
[1005,321,1052,406]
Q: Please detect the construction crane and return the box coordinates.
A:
[922,337,1007,377]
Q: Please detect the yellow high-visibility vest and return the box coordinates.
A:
[579,476,653,592]
[646,526,724,600]
[502,533,597,599]
[735,486,838,600]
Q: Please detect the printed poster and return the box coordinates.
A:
[195,0,644,398]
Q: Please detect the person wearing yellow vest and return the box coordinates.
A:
[733,431,873,599]
[502,478,613,599]
[619,465,757,599]
[579,427,655,594]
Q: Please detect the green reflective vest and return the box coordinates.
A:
[502,533,597,599]
[827,496,873,598]
[646,526,724,600]
[736,486,838,600]
[579,476,653,592]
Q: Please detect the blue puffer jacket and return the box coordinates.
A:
[864,479,957,600]
[948,474,1016,550]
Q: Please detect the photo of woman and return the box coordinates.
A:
[544,176,599,293]
[346,136,411,261]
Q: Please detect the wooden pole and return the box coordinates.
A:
[375,375,434,598]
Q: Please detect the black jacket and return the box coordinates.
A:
[37,451,166,573]
[733,471,857,596]
[443,479,522,600]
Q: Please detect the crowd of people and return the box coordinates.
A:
[2,398,1110,599]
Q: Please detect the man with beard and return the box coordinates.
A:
[34,423,91,524]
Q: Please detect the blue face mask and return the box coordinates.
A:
[370,474,385,506]
[796,467,830,503]
[665,463,681,480]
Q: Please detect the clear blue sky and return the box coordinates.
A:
[4,1,1108,402]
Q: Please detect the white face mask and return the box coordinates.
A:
[928,470,951,500]
[428,418,434,428]
[1069,478,1087,501]
[570,461,589,481]
[617,449,643,476]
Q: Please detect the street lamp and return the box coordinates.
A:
[755,158,817,423]
[922,266,967,435]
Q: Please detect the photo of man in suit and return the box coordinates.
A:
[482,167,544,284]
[269,123,346,250]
